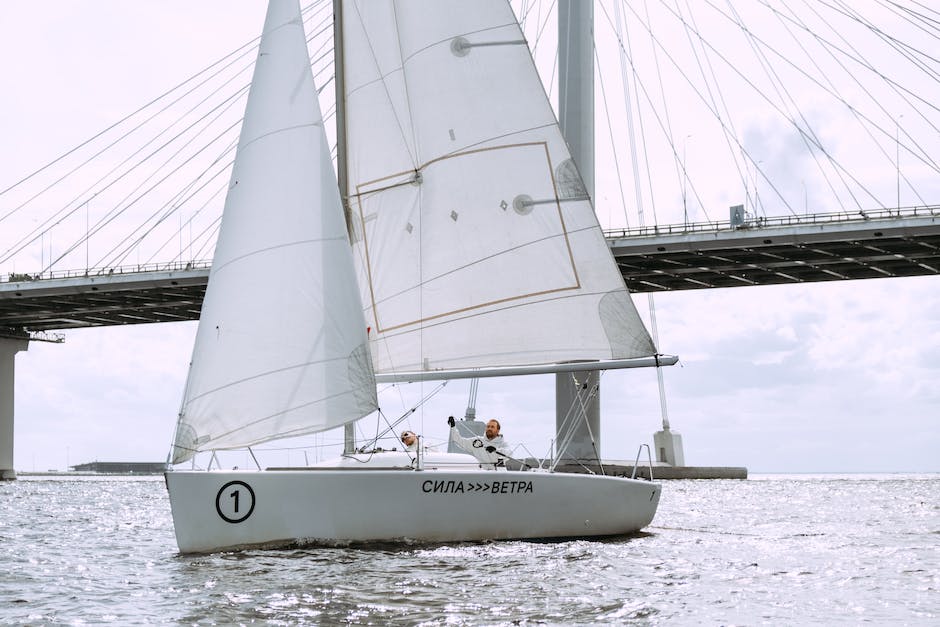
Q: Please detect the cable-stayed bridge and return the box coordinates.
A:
[4,1,940,333]
[2,205,939,333]
[3,1,940,478]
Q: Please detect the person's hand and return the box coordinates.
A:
[485,446,496,453]
[447,415,455,428]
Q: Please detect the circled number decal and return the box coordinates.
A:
[215,480,256,523]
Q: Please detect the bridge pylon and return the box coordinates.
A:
[0,334,28,480]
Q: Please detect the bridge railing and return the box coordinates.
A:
[5,205,940,283]
[3,260,212,284]
[603,205,940,239]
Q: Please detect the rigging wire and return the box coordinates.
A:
[548,373,603,473]
[356,381,450,453]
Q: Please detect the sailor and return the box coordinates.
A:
[400,430,418,452]
[446,416,511,467]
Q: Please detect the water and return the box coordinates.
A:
[1,474,937,625]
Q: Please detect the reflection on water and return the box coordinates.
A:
[1,474,937,624]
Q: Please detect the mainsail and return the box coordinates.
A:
[340,0,657,377]
[171,0,376,464]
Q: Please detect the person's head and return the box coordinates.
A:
[401,430,416,447]
[485,419,501,440]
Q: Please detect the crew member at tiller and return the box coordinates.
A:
[447,416,511,467]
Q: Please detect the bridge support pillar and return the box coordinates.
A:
[555,371,601,463]
[556,0,602,464]
[0,336,28,480]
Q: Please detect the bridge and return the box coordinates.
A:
[611,206,940,292]
[4,1,940,477]
[4,204,939,479]
[2,206,939,333]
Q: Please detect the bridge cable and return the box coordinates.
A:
[776,0,936,207]
[3,1,331,273]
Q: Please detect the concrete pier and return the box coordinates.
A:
[538,460,747,479]
[653,429,685,466]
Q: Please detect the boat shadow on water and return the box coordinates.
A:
[173,530,656,559]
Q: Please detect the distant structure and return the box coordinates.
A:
[70,461,166,474]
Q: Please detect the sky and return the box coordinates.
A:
[1,1,938,474]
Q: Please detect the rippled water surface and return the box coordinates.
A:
[1,474,937,624]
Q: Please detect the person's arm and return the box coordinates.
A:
[449,425,481,454]
[481,435,508,453]
[484,438,511,459]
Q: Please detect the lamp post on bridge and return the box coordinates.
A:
[897,114,903,213]
[802,180,807,215]
[682,134,692,229]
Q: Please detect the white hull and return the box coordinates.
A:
[166,453,661,554]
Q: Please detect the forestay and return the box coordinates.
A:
[171,0,376,464]
[340,0,657,377]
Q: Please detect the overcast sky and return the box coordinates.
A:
[2,1,938,474]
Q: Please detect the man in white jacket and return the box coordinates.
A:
[447,416,511,467]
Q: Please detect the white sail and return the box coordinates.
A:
[340,0,657,376]
[165,0,667,555]
[171,0,376,464]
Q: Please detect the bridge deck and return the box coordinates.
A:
[2,209,939,332]
[0,265,209,333]
[610,207,940,292]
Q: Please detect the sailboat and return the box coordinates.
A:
[165,0,678,554]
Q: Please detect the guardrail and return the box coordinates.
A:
[2,260,212,284]
[603,205,940,239]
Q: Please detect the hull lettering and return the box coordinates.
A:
[421,479,534,494]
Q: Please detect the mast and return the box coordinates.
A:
[334,0,356,455]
